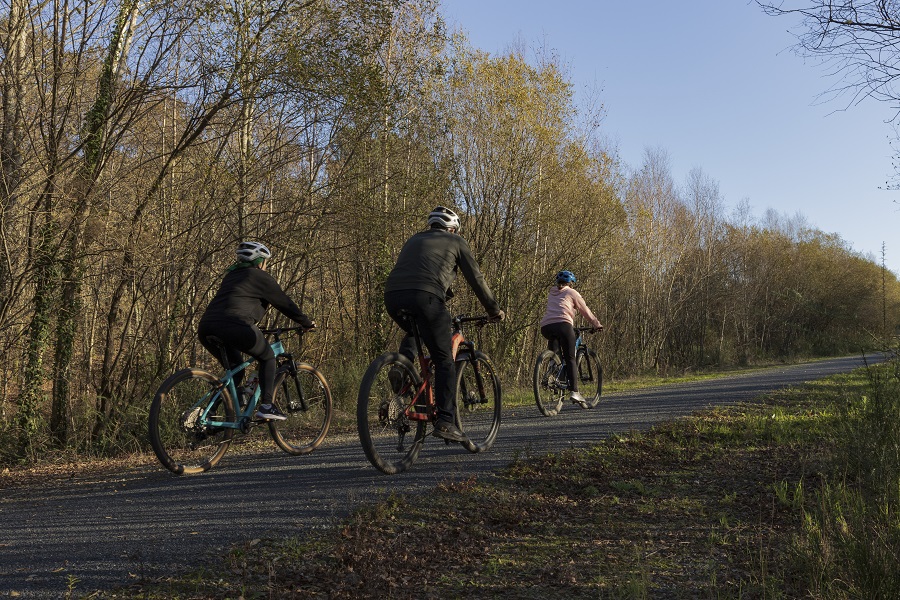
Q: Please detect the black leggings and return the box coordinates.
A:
[540,321,579,392]
[385,290,456,422]
[198,319,277,404]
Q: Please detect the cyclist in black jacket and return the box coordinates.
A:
[198,241,315,421]
[384,206,505,443]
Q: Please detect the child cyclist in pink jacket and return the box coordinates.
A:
[539,270,603,407]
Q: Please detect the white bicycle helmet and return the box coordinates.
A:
[236,241,272,262]
[427,206,461,231]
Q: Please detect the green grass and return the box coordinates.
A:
[499,357,818,409]
[100,357,900,599]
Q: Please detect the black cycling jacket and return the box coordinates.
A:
[200,266,313,328]
[384,228,500,315]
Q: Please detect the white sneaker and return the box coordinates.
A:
[570,391,588,408]
[255,403,287,421]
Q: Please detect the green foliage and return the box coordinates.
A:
[793,358,900,599]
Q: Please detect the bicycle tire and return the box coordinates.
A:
[533,350,565,417]
[269,364,332,455]
[149,368,235,475]
[455,351,501,453]
[577,348,603,408]
[357,352,426,474]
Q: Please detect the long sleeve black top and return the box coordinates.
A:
[384,228,500,315]
[200,267,313,328]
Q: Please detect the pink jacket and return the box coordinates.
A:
[540,286,602,328]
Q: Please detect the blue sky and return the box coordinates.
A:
[440,0,900,275]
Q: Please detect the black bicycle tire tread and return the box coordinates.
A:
[582,349,603,408]
[148,367,234,475]
[456,351,501,453]
[268,364,333,455]
[533,350,563,417]
[356,353,425,474]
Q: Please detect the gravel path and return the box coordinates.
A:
[0,353,889,598]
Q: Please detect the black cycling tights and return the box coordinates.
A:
[540,321,579,392]
[385,290,456,423]
[198,319,277,404]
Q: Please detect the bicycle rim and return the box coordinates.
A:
[149,368,234,475]
[533,350,565,417]
[578,349,603,408]
[455,352,501,452]
[269,365,333,455]
[357,353,426,474]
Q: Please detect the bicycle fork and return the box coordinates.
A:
[459,352,489,411]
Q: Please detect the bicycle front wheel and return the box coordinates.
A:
[269,364,333,455]
[149,368,235,475]
[455,351,501,453]
[577,349,603,408]
[357,353,426,474]
[533,350,565,417]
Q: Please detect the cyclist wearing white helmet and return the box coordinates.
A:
[384,206,505,443]
[539,270,603,408]
[198,241,315,421]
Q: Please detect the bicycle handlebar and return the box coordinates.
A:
[261,325,316,337]
[575,326,603,334]
[454,314,501,327]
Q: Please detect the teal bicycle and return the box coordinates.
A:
[149,326,332,475]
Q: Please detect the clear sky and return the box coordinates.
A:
[440,0,900,276]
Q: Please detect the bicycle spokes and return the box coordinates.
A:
[149,368,235,475]
[357,354,426,474]
[269,365,333,456]
[534,351,567,417]
[455,353,501,452]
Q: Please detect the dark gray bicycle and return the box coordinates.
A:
[533,326,603,417]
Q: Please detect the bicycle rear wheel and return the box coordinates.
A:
[269,364,332,455]
[455,351,501,453]
[149,368,235,475]
[357,353,426,474]
[533,350,565,417]
[577,349,603,408]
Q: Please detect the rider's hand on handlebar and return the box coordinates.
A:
[489,310,505,323]
[592,325,604,333]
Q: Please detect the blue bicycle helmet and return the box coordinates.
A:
[556,270,576,285]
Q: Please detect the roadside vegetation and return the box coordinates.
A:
[0,358,827,479]
[104,358,899,599]
[2,0,899,470]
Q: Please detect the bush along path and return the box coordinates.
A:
[114,360,899,599]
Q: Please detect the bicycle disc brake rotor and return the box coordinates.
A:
[463,390,480,412]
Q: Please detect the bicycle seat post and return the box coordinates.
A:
[398,309,426,361]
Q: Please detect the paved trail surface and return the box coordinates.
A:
[0,353,888,597]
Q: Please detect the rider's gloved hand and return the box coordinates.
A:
[490,310,505,322]
[593,325,603,333]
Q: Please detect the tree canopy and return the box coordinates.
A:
[1,0,897,462]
